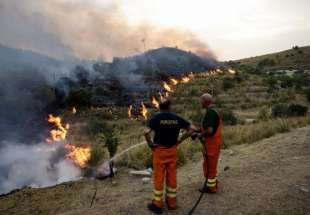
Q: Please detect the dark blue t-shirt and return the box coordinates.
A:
[148,112,190,147]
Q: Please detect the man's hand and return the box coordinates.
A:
[144,128,156,149]
[177,124,197,145]
[147,140,156,149]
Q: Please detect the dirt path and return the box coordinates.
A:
[1,127,310,215]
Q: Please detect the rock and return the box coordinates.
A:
[130,169,152,177]
[245,118,256,124]
[229,150,235,156]
[142,177,151,184]
[96,161,116,179]
[299,186,309,193]
[224,166,230,171]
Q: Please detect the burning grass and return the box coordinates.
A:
[54,68,310,171]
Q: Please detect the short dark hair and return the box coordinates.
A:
[159,99,171,110]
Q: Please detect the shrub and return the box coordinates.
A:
[287,104,308,117]
[105,134,119,158]
[280,77,294,88]
[272,104,289,117]
[264,76,278,91]
[272,103,308,117]
[233,73,244,82]
[98,130,119,158]
[177,148,187,166]
[221,109,237,125]
[214,98,225,108]
[304,88,310,101]
[88,145,105,166]
[222,77,235,91]
[65,88,92,107]
[87,119,111,136]
[258,107,270,121]
[257,58,276,68]
[189,88,199,97]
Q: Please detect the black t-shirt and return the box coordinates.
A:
[202,108,220,137]
[148,112,190,147]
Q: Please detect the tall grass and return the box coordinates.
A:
[222,116,310,147]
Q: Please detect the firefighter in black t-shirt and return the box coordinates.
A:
[144,99,194,214]
[198,93,222,193]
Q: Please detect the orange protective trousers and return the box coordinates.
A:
[203,122,222,192]
[152,145,178,209]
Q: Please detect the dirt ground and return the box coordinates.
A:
[1,126,310,215]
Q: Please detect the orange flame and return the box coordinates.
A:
[72,107,77,114]
[65,145,91,168]
[158,92,164,101]
[46,114,91,169]
[163,82,173,92]
[140,102,148,120]
[181,77,190,83]
[170,78,178,86]
[152,96,160,109]
[228,69,236,75]
[189,72,195,78]
[128,105,133,118]
[47,114,69,142]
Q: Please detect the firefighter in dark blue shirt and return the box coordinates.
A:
[144,99,194,214]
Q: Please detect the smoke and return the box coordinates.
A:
[0,142,81,195]
[0,0,214,60]
[0,0,217,194]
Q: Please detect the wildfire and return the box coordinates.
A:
[47,114,69,142]
[140,102,148,120]
[170,78,178,86]
[72,107,77,114]
[152,96,160,109]
[189,72,195,79]
[128,105,133,118]
[228,69,236,75]
[65,145,91,168]
[181,77,190,83]
[158,92,164,100]
[163,82,173,92]
[47,114,91,169]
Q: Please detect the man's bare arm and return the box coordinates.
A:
[177,125,196,145]
[144,128,155,148]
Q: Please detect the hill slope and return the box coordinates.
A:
[235,46,310,68]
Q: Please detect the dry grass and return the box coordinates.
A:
[222,116,310,147]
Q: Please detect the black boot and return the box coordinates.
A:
[198,183,209,193]
[147,203,163,214]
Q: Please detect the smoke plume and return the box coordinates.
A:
[0,142,81,194]
[0,0,214,60]
[0,0,217,195]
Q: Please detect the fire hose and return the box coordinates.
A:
[89,136,209,212]
[89,141,147,208]
[187,133,208,215]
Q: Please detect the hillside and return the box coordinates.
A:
[0,44,67,73]
[233,46,310,69]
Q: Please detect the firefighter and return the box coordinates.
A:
[198,93,222,193]
[144,99,193,214]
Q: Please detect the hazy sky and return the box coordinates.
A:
[0,0,309,60]
[116,0,310,60]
